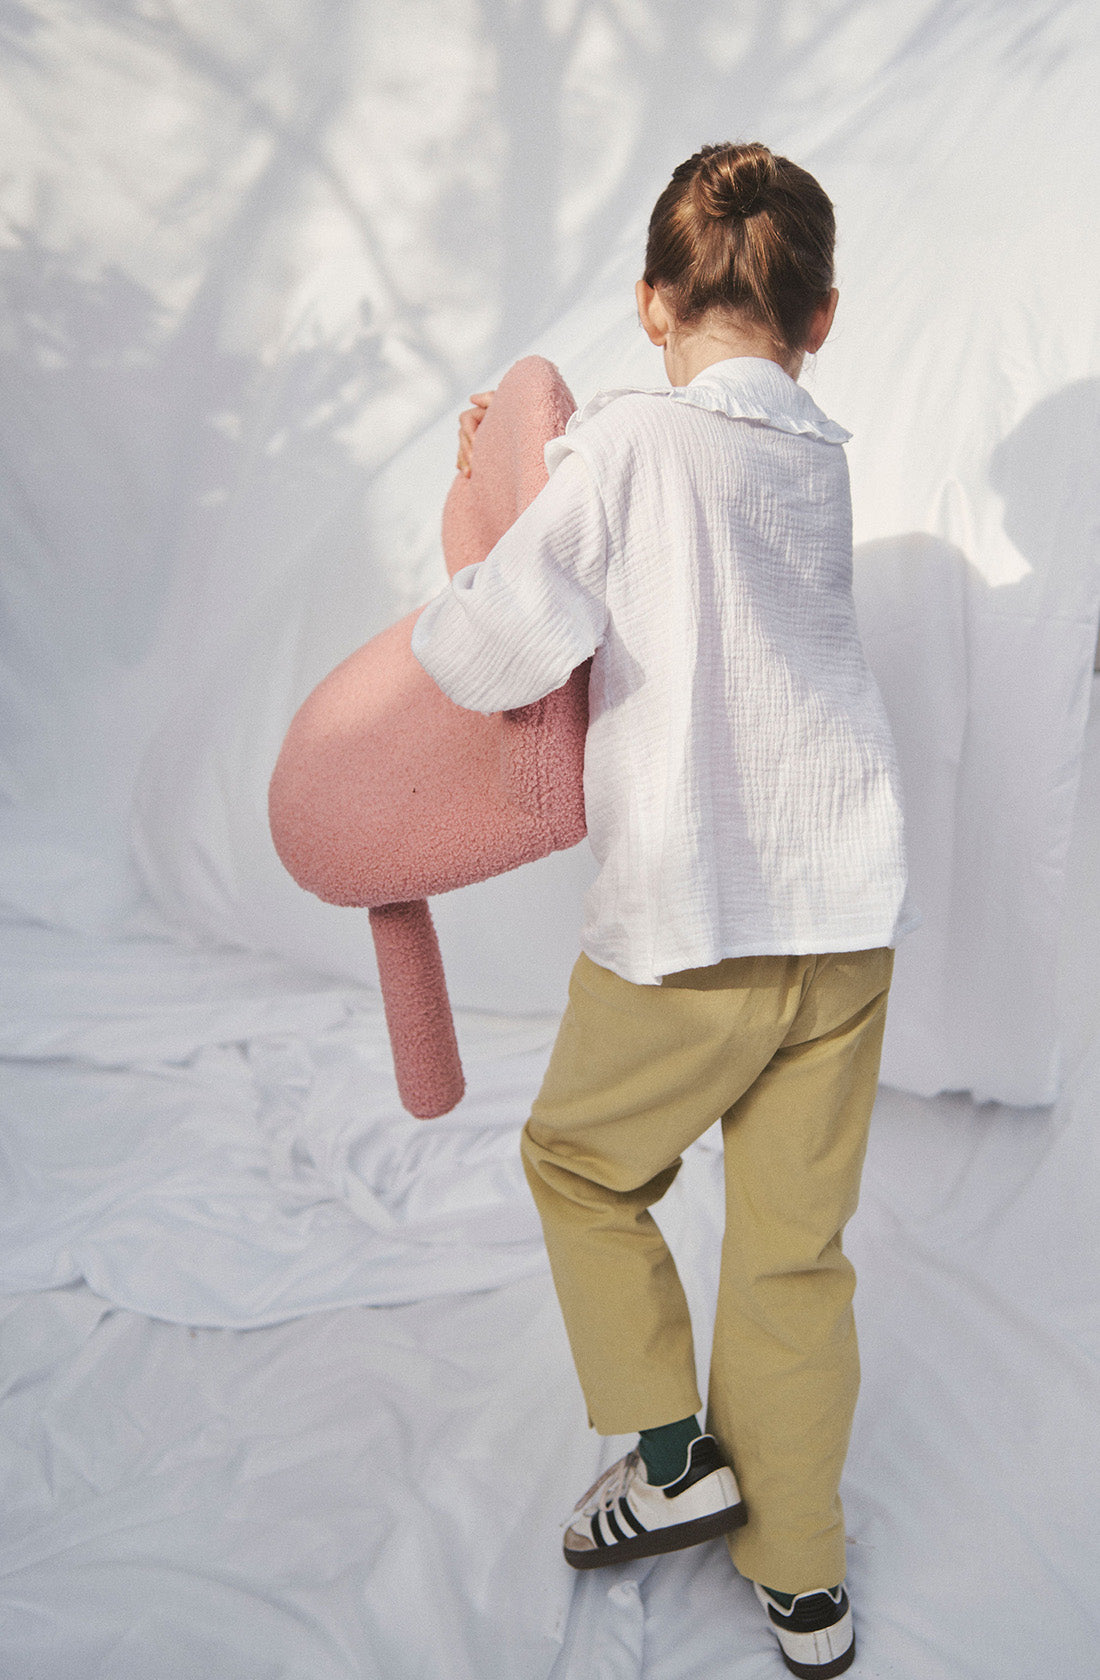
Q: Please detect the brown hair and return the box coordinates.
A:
[643,142,835,355]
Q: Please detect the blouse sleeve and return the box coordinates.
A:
[410,448,608,714]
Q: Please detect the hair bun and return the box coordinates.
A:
[695,143,776,220]
[644,141,836,354]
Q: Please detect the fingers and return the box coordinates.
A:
[456,410,478,476]
[456,389,496,476]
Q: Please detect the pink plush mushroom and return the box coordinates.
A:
[268,357,588,1118]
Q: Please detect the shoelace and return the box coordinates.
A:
[569,1449,642,1522]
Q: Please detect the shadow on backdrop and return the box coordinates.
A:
[854,377,1100,1103]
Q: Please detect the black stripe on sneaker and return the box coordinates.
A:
[766,1588,849,1633]
[604,1506,628,1544]
[662,1434,724,1498]
[618,1497,647,1535]
[591,1513,608,1548]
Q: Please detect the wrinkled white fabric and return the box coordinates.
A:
[0,0,1094,1096]
[3,1005,1100,1678]
[414,359,914,984]
[0,915,561,1323]
[0,4,1099,1675]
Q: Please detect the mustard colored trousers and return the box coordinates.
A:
[520,945,894,1593]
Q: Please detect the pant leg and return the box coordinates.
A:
[521,949,814,1433]
[708,947,894,1593]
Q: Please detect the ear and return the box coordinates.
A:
[804,287,839,354]
[636,278,673,346]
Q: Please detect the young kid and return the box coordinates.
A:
[411,141,912,1678]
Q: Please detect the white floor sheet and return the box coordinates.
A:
[2,678,1098,1678]
[3,5,1100,1675]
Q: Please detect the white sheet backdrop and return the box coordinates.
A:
[3,7,1100,1677]
[0,1,1097,1108]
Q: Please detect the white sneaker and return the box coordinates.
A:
[753,1582,855,1677]
[563,1434,746,1569]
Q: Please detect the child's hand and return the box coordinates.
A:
[457,390,494,476]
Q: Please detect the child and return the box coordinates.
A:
[411,142,912,1678]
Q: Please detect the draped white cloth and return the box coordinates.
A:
[3,763,1100,1675]
[2,5,1100,1676]
[5,0,1079,1102]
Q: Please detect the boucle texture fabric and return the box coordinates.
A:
[367,899,463,1120]
[412,356,915,985]
[268,356,583,1117]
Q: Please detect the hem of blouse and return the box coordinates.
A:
[581,924,914,987]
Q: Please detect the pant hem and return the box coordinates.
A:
[586,1389,704,1436]
[728,1535,848,1594]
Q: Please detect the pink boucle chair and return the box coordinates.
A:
[268,357,588,1118]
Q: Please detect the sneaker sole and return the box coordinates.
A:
[775,1632,856,1678]
[564,1498,747,1570]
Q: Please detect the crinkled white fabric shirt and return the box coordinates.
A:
[412,356,914,984]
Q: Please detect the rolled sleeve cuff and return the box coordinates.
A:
[410,451,607,713]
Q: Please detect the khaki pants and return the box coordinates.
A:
[521,945,894,1593]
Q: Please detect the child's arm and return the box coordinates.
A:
[411,450,607,715]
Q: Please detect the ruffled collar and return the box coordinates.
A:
[564,356,850,445]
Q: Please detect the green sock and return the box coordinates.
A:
[637,1415,702,1485]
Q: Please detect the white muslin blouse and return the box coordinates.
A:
[411,356,914,985]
